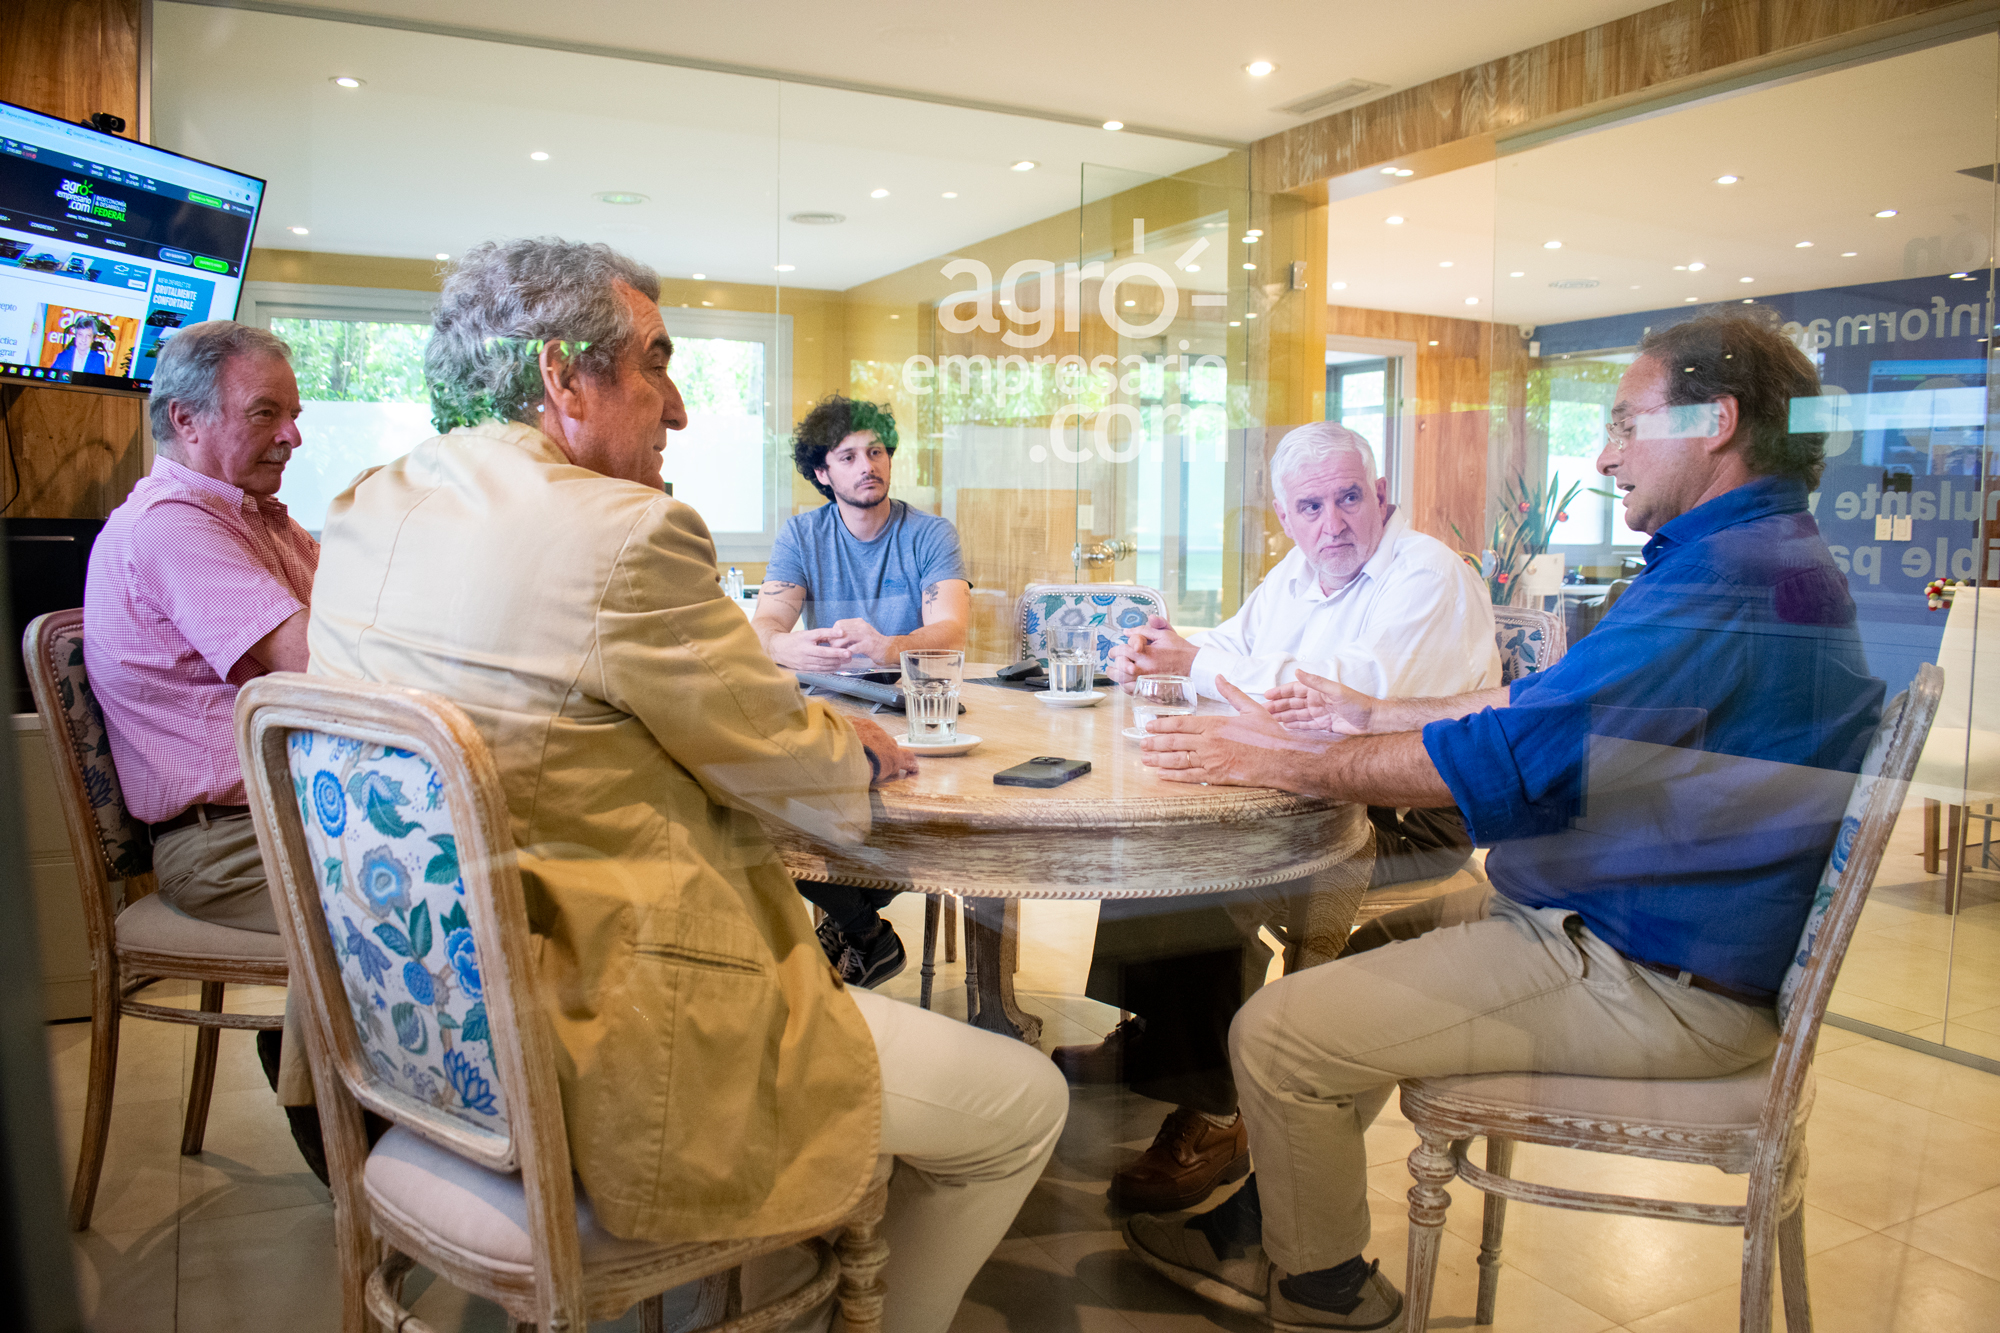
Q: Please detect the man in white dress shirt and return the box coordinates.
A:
[1064,422,1499,1215]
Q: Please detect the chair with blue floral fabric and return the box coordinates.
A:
[22,608,289,1231]
[235,673,891,1333]
[1018,583,1171,673]
[1396,664,1941,1333]
[1490,605,1568,685]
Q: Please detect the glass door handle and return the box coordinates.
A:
[1073,538,1136,564]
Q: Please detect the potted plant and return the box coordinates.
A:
[1455,472,1590,606]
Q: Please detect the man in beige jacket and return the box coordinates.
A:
[308,238,1067,1333]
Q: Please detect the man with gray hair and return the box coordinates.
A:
[309,237,1066,1332]
[84,318,325,1167]
[1076,421,1499,1216]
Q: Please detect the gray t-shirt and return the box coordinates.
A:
[766,500,969,636]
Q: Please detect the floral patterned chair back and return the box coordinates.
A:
[1491,605,1568,686]
[23,610,153,895]
[237,676,557,1176]
[1018,583,1171,673]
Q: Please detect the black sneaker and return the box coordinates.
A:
[815,914,848,968]
[839,920,907,989]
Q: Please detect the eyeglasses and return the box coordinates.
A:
[1604,402,1672,450]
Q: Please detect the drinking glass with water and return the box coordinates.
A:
[1133,674,1195,729]
[1048,627,1095,695]
[900,649,965,744]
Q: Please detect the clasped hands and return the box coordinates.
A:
[773,617,899,671]
[1138,667,1384,790]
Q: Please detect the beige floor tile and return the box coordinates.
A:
[70,1222,177,1333]
[1826,988,1948,1031]
[1908,1022,2000,1063]
[1882,1184,2000,1281]
[45,1014,189,1112]
[1951,1003,2000,1036]
[1814,1035,2000,1132]
[952,1234,1156,1333]
[60,1094,191,1235]
[1831,943,1959,1018]
[177,1202,341,1333]
[1628,1231,2000,1333]
[177,1086,330,1223]
[1817,1024,1872,1054]
[1802,1077,2000,1229]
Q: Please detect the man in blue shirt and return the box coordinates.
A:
[1119,312,1883,1331]
[754,396,972,985]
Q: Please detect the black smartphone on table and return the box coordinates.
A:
[994,756,1093,788]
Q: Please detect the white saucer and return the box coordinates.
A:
[902,732,982,756]
[1036,690,1106,708]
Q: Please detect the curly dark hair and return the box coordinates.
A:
[1638,309,1827,487]
[792,395,899,501]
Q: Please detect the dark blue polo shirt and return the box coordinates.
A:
[1423,476,1884,996]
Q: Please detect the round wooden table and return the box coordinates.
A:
[764,670,1372,1043]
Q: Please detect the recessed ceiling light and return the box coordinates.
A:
[1241,234,1259,244]
[1795,240,1813,248]
[1740,276,1754,283]
[773,263,795,272]
[1509,271,1525,278]
[330,76,363,88]
[1543,240,1562,249]
[942,191,958,198]
[1875,209,1898,218]
[1331,281,1347,289]
[1385,215,1404,225]
[435,252,449,261]
[1185,264,1200,272]
[1630,285,1641,290]
[1229,320,1241,327]
[890,314,900,319]
[1380,166,1399,175]
[1242,262,1256,270]
[1685,297,1698,303]
[1674,265,1687,271]
[1464,297,1479,305]
[1742,298,1754,303]
[1103,120,1124,131]
[1245,60,1276,77]
[594,191,648,205]
[1124,299,1136,307]
[1001,299,1013,306]
[870,188,889,198]
[1395,168,1414,177]
[1245,229,1263,237]
[530,151,549,161]
[1245,312,1258,318]
[692,273,705,280]
[1841,251,1857,257]
[1010,160,1038,172]
[288,225,309,235]
[1428,340,1439,346]
[1687,261,1706,271]
[1715,174,1740,185]
[1439,260,1453,268]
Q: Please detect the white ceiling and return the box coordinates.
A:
[153,4,1232,290]
[1324,34,2000,329]
[165,0,1666,145]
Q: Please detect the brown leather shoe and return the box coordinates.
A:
[1110,1107,1250,1212]
[1052,1017,1145,1084]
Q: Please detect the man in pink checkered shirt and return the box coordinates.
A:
[83,319,326,1173]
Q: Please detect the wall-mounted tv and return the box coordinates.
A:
[0,97,264,398]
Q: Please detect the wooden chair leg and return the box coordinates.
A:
[682,1270,735,1330]
[921,895,940,1010]
[1403,1129,1458,1333]
[1946,803,1965,916]
[1476,1136,1514,1325]
[181,980,225,1155]
[835,1212,890,1333]
[1778,1203,1811,1333]
[637,1290,666,1333]
[943,894,958,964]
[69,979,122,1230]
[1923,797,1941,875]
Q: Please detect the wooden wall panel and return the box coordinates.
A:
[1251,0,1984,196]
[0,0,145,521]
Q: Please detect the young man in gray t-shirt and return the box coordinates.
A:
[755,397,969,669]
[753,396,971,985]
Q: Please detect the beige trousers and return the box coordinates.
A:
[849,987,1069,1333]
[151,813,313,1104]
[1229,884,1780,1274]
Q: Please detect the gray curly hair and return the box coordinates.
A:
[1270,421,1378,510]
[425,238,661,432]
[149,320,292,446]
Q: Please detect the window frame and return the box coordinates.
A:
[1324,334,1416,512]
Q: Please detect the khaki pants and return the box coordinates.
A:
[1229,884,1779,1274]
[151,813,313,1105]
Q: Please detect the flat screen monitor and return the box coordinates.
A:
[0,97,264,398]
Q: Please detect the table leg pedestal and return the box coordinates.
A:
[961,897,1041,1045]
